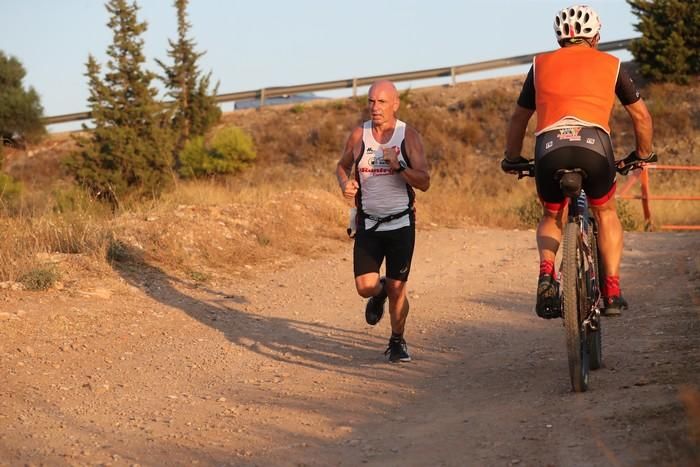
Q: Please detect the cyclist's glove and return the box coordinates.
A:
[618,151,657,175]
[501,155,530,173]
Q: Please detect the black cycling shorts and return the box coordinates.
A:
[353,225,415,282]
[534,126,617,210]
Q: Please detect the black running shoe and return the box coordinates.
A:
[535,274,561,319]
[365,277,387,325]
[384,337,411,363]
[602,295,628,317]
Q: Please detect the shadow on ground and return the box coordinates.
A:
[109,242,427,378]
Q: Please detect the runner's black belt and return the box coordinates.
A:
[361,207,414,232]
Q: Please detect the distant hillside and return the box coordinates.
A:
[0,70,698,284]
[4,71,699,227]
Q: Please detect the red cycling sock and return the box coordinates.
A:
[603,276,621,298]
[539,260,555,277]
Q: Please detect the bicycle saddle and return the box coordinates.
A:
[556,169,587,198]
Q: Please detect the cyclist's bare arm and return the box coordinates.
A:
[336,126,363,201]
[623,99,654,158]
[399,126,430,192]
[505,104,535,159]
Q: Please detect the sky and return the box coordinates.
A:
[1,1,640,130]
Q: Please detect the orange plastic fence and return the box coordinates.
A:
[616,164,700,231]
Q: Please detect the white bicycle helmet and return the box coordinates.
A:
[554,5,601,42]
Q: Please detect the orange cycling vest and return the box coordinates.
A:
[534,46,620,134]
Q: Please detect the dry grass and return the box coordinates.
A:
[137,196,342,278]
[0,212,113,283]
[0,72,697,282]
[608,77,700,229]
[617,167,700,228]
[105,167,347,282]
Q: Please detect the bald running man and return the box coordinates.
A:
[336,80,430,362]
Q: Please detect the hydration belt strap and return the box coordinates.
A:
[361,207,414,233]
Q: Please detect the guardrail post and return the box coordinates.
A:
[450,67,456,86]
[352,78,357,98]
[640,167,653,231]
[259,88,266,108]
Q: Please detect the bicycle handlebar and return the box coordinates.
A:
[501,158,535,178]
[501,151,658,178]
[615,151,658,175]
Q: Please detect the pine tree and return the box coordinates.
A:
[66,0,175,206]
[0,51,45,145]
[627,0,700,84]
[157,0,220,156]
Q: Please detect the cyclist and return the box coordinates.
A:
[335,80,430,362]
[502,4,654,318]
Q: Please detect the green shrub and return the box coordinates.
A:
[179,127,256,178]
[187,270,210,283]
[52,184,109,215]
[211,127,256,166]
[20,266,59,291]
[0,171,22,205]
[178,136,209,178]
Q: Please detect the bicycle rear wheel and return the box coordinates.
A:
[587,221,603,370]
[562,222,590,392]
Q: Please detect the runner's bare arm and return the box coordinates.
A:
[624,99,654,157]
[505,104,535,160]
[336,127,362,200]
[399,126,430,192]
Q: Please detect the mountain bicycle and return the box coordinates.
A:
[502,151,657,392]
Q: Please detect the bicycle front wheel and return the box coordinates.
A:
[562,222,590,392]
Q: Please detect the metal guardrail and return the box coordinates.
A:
[617,164,700,231]
[41,38,635,125]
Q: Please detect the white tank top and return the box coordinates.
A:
[356,119,412,231]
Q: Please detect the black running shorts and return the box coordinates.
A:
[534,126,617,210]
[353,225,415,282]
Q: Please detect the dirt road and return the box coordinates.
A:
[1,229,698,466]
